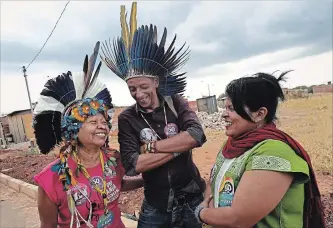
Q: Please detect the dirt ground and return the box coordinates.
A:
[0,133,332,227]
[0,182,39,228]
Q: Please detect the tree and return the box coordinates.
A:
[292,85,308,90]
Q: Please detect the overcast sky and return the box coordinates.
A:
[1,1,332,114]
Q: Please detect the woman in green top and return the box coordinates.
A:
[194,71,326,228]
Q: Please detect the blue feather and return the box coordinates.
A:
[95,88,112,108]
[101,23,190,96]
[51,162,61,172]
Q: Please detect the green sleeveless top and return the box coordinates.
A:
[210,139,310,228]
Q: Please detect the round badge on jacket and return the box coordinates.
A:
[140,128,158,143]
[164,123,179,137]
[70,183,91,206]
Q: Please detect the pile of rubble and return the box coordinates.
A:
[196,108,226,131]
[110,108,227,132]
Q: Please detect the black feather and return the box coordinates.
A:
[33,111,62,154]
[41,71,76,106]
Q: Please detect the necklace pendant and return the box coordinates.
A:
[97,211,114,228]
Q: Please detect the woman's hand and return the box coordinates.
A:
[203,180,214,208]
[200,195,213,208]
[208,197,214,208]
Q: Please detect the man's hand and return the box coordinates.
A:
[139,144,146,154]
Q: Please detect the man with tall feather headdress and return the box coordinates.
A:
[100,2,207,227]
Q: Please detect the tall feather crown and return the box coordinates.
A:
[100,2,190,96]
[33,42,113,154]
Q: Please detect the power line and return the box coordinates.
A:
[25,0,70,70]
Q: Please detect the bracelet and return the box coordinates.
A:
[152,141,158,153]
[194,204,205,224]
[144,143,151,154]
[144,142,158,154]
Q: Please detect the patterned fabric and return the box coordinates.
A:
[34,150,125,228]
[210,139,310,228]
[252,155,292,171]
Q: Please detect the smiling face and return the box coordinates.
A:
[77,113,110,148]
[222,97,258,139]
[126,77,159,110]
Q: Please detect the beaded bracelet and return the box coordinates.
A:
[194,204,206,224]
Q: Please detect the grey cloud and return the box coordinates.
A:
[0,40,92,71]
[185,1,332,74]
[1,1,331,77]
[1,1,196,69]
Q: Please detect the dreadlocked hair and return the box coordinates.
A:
[225,70,292,123]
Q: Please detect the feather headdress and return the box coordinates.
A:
[33,42,113,154]
[100,2,190,96]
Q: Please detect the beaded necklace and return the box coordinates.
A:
[73,151,110,215]
[52,148,116,227]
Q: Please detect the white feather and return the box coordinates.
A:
[72,72,85,99]
[84,77,107,98]
[34,95,65,114]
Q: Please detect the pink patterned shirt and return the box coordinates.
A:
[34,150,125,228]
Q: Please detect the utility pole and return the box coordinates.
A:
[22,66,34,114]
[22,66,39,153]
[208,84,211,96]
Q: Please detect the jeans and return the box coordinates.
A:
[137,193,204,228]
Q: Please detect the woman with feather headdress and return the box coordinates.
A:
[33,42,144,228]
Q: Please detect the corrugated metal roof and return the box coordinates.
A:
[7,109,31,116]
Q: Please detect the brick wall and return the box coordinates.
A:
[313,85,333,93]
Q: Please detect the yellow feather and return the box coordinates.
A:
[120,5,130,52]
[129,2,137,48]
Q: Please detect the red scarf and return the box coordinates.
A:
[222,123,326,228]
